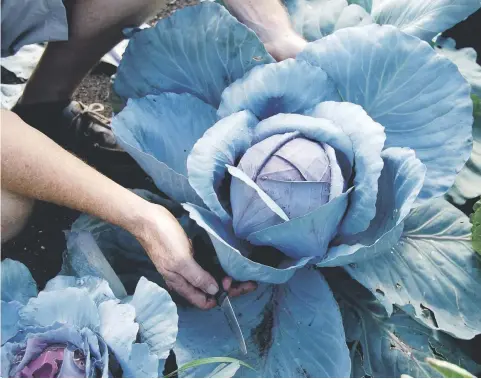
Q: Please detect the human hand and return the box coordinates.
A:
[134,203,257,309]
[263,31,308,61]
[221,0,307,61]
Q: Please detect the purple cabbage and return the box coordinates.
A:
[231,133,344,238]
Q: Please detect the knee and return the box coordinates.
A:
[1,189,34,243]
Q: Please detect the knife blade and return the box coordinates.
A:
[216,290,248,355]
[196,241,248,355]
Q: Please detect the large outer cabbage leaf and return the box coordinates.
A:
[1,301,22,345]
[217,59,341,120]
[282,0,373,41]
[114,2,274,107]
[44,276,116,304]
[434,37,481,205]
[448,95,481,204]
[298,24,473,204]
[325,269,481,378]
[1,259,37,304]
[372,0,481,42]
[346,198,481,340]
[97,300,139,367]
[282,0,481,42]
[439,40,481,204]
[111,93,217,205]
[174,268,350,378]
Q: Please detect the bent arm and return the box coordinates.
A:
[1,109,149,233]
[223,0,307,60]
[0,109,226,308]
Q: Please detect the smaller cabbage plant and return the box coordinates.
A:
[1,255,178,378]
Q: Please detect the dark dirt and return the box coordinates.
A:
[72,64,113,117]
[151,0,199,24]
[69,0,200,116]
[443,10,481,64]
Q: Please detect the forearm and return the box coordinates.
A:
[1,110,149,236]
[223,0,306,60]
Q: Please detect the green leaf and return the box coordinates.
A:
[472,200,481,256]
[207,363,241,378]
[346,198,481,340]
[426,358,476,378]
[446,84,481,204]
[473,94,481,115]
[164,357,254,378]
[324,269,481,378]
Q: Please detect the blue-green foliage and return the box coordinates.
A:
[1,258,178,378]
[60,1,481,377]
[283,0,481,42]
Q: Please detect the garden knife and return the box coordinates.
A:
[198,252,248,355]
[215,288,248,355]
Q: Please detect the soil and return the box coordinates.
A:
[443,10,481,64]
[72,65,113,117]
[151,0,199,24]
[70,0,201,118]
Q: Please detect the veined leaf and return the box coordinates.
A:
[439,37,481,204]
[325,269,481,378]
[346,198,481,340]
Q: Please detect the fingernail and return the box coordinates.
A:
[207,284,219,295]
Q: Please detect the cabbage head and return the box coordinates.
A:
[112,1,473,281]
[0,255,178,378]
[66,2,481,377]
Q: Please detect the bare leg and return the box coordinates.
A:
[18,0,168,105]
[1,189,34,243]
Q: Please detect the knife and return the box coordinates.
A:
[198,251,248,355]
[215,288,248,355]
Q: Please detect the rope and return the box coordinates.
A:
[74,102,112,128]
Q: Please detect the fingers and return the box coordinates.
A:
[165,271,217,310]
[180,257,219,296]
[222,276,233,292]
[228,281,257,297]
[223,277,258,298]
